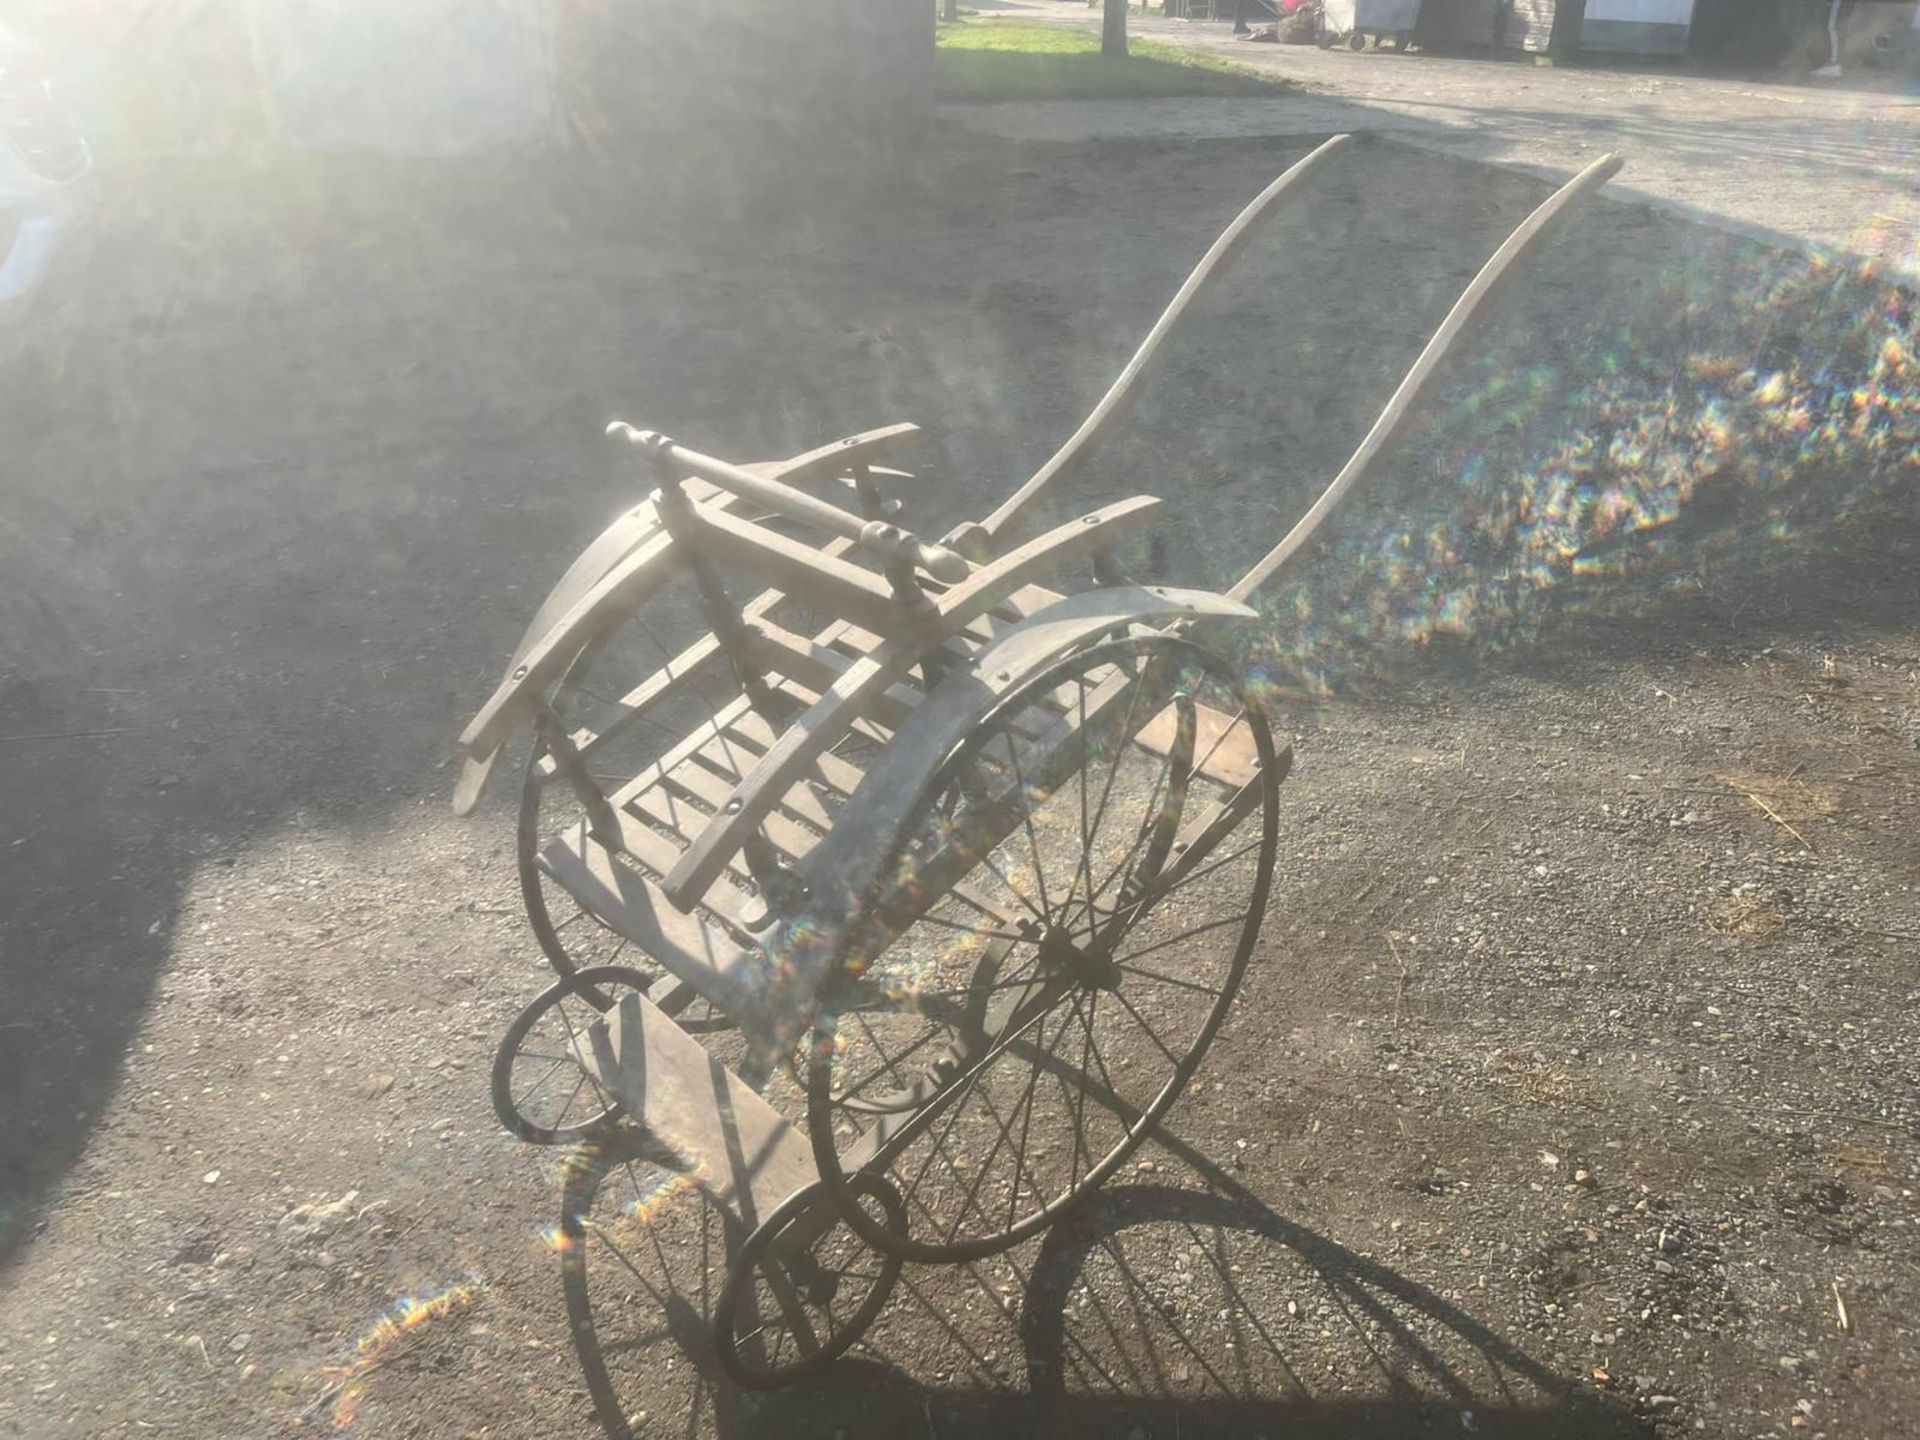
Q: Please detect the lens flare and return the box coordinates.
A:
[296,1277,484,1429]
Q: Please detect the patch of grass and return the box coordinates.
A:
[936,17,1283,100]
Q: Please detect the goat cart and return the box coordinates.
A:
[453,136,1622,1415]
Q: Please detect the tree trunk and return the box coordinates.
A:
[1102,0,1129,56]
[943,0,959,22]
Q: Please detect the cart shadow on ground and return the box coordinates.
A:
[571,1128,1650,1440]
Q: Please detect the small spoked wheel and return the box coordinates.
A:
[713,1175,907,1390]
[807,634,1281,1263]
[1349,30,1368,50]
[491,964,649,1144]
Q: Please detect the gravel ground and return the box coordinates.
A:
[1,124,1916,1440]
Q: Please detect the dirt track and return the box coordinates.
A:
[965,0,1920,265]
[2,127,1917,1440]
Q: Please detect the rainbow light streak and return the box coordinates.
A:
[300,1277,484,1429]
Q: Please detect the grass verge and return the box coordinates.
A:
[936,17,1284,100]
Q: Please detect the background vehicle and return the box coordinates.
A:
[0,22,95,323]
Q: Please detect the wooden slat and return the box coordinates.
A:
[607,695,756,810]
[661,498,1167,909]
[577,992,815,1231]
[659,754,827,866]
[687,502,915,641]
[728,702,868,799]
[750,422,922,491]
[687,728,838,831]
[460,476,744,763]
[539,829,770,1021]
[580,798,766,941]
[567,632,726,764]
[745,623,923,734]
[1134,699,1265,791]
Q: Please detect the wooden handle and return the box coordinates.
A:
[609,424,970,583]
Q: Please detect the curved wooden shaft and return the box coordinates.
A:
[1228,151,1624,604]
[980,132,1356,547]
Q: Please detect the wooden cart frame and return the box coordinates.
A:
[453,136,1623,1406]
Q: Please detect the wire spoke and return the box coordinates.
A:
[1074,662,1154,921]
[1002,729,1054,919]
[1117,962,1225,999]
[897,995,1059,1216]
[972,846,1051,928]
[941,999,1076,1242]
[1002,1013,1052,1228]
[1189,705,1249,789]
[589,1222,669,1308]
[1108,987,1183,1069]
[834,1021,949,1104]
[553,1069,591,1127]
[1066,675,1096,916]
[1067,992,1097,1196]
[514,1055,571,1110]
[908,909,1029,944]
[1077,991,1123,1110]
[1077,743,1178,932]
[1094,835,1263,939]
[1113,910,1251,966]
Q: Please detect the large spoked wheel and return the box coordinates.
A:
[807,633,1281,1263]
[712,1175,907,1390]
[491,964,649,1144]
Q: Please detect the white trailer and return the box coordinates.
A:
[1321,0,1426,49]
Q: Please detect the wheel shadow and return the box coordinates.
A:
[567,1126,1646,1440]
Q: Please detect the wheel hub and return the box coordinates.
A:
[1037,924,1119,992]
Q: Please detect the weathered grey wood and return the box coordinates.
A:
[661,749,829,861]
[455,430,927,812]
[606,695,757,811]
[579,796,766,940]
[660,499,1169,910]
[981,134,1356,546]
[685,502,916,641]
[551,632,728,771]
[1229,152,1624,604]
[748,422,923,491]
[539,828,771,1021]
[745,624,930,733]
[728,707,867,801]
[1135,698,1265,790]
[460,528,680,760]
[576,991,816,1231]
[726,586,1257,1033]
[610,425,971,583]
[690,727,838,831]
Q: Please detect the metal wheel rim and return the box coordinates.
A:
[712,1174,907,1389]
[491,964,650,1145]
[807,634,1281,1263]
